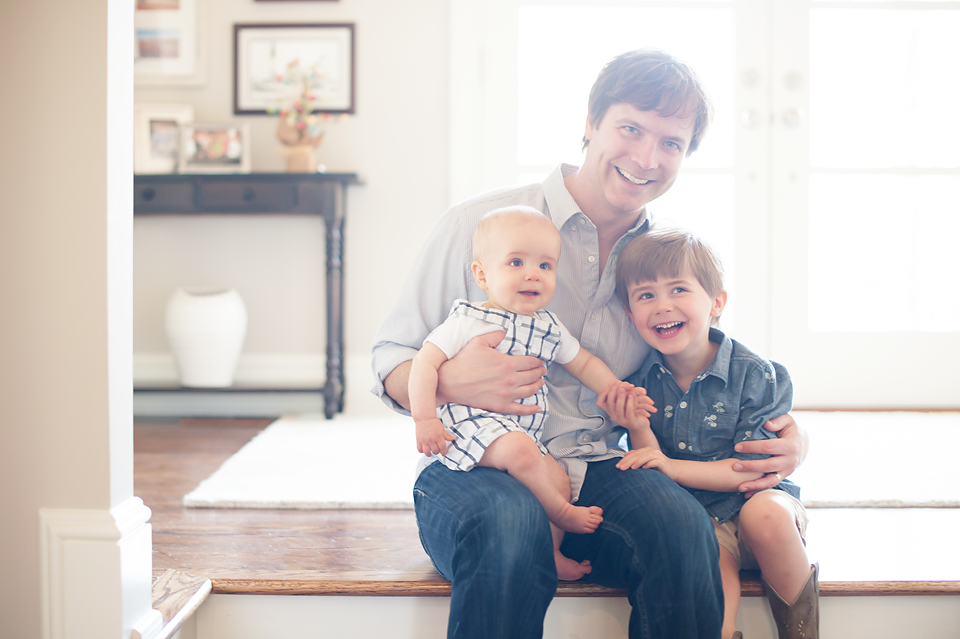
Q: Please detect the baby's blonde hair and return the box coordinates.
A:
[472,206,558,262]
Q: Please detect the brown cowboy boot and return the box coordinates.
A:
[763,563,820,639]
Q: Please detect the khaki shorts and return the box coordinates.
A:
[712,489,808,570]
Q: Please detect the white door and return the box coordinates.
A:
[768,0,960,407]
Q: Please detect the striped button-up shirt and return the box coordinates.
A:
[371,164,652,500]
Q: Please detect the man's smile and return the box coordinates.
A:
[616,166,651,185]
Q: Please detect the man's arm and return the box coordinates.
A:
[733,413,808,494]
[384,330,546,414]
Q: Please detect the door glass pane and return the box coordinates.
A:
[517,6,735,170]
[809,9,960,168]
[808,174,960,332]
[651,174,738,332]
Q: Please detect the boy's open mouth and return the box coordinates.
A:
[654,321,684,336]
[616,167,650,185]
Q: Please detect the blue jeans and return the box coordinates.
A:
[413,458,723,639]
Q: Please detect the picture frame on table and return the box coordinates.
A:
[179,123,252,174]
[134,0,207,86]
[134,103,194,174]
[233,23,355,115]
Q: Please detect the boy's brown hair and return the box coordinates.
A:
[616,226,725,323]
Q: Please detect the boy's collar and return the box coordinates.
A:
[640,327,733,387]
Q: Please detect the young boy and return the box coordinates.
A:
[409,205,654,581]
[603,226,818,639]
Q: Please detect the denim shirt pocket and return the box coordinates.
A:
[697,413,740,459]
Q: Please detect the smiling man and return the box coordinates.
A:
[372,48,806,639]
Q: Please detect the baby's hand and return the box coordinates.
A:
[597,382,654,430]
[415,417,454,456]
[616,447,676,479]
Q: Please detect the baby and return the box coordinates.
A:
[409,205,653,580]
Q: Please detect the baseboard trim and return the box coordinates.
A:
[133,352,326,387]
[40,498,163,639]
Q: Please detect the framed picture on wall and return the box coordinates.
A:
[134,103,195,174]
[179,123,252,173]
[134,0,207,86]
[233,23,355,115]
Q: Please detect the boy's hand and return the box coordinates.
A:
[415,417,454,456]
[616,447,676,479]
[596,382,656,430]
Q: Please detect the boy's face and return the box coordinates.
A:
[624,269,726,362]
[581,103,695,220]
[472,219,561,315]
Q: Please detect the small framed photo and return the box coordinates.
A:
[234,23,355,115]
[179,123,251,173]
[134,103,194,174]
[134,0,207,86]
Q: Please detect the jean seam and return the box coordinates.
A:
[597,518,651,639]
[412,486,453,579]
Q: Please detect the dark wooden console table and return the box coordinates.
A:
[133,172,360,418]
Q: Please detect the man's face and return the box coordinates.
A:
[581,103,695,219]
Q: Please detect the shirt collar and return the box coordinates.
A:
[701,328,733,386]
[638,327,733,386]
[543,163,649,236]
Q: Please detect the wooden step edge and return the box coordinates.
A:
[208,577,960,598]
[150,570,213,639]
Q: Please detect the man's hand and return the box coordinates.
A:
[415,417,455,456]
[436,331,547,416]
[733,413,808,496]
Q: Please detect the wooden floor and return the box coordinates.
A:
[136,418,960,598]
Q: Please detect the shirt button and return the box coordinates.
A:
[571,225,577,231]
[678,442,687,450]
[587,255,596,263]
[679,401,688,409]
[590,312,597,320]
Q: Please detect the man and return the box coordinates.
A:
[372,49,806,639]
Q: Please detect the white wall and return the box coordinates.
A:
[133,0,450,409]
[0,0,156,637]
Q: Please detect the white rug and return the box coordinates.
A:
[790,411,959,508]
[183,414,422,509]
[183,411,960,510]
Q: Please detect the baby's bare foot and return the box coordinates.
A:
[555,552,592,581]
[551,503,603,534]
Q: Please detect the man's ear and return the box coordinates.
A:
[471,261,488,290]
[711,290,728,318]
[583,114,595,144]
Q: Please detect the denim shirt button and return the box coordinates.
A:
[679,401,688,409]
[678,442,687,450]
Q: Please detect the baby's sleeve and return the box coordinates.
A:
[424,314,503,360]
[551,319,581,365]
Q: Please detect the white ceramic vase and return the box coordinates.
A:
[165,287,248,388]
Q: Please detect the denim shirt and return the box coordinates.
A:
[625,328,800,523]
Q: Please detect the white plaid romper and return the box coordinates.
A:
[434,300,568,472]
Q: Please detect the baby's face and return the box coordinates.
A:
[473,219,561,315]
